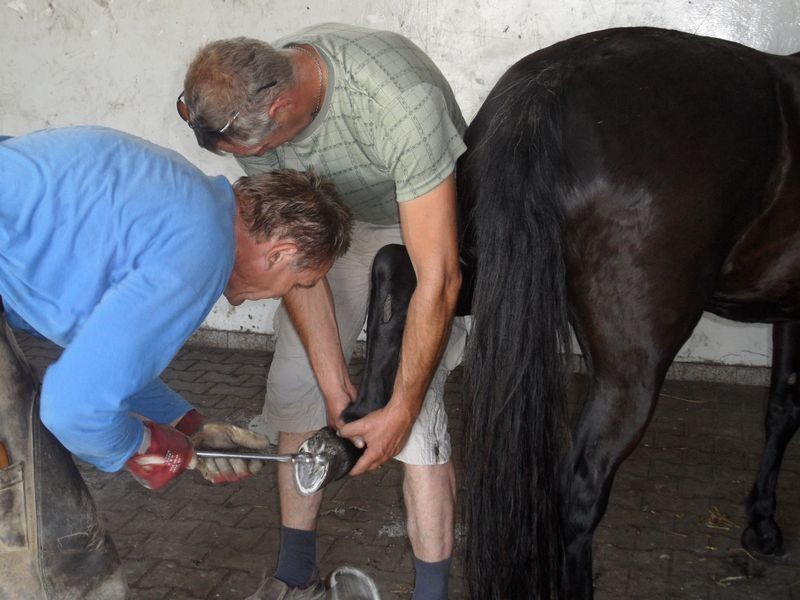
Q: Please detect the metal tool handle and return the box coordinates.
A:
[195,450,314,463]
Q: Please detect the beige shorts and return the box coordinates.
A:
[261,221,468,465]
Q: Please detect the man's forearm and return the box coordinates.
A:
[389,174,462,423]
[283,279,354,419]
[390,271,460,418]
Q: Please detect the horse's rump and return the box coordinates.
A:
[460,27,800,599]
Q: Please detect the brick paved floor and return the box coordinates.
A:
[15,334,800,599]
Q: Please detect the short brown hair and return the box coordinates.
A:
[234,170,352,270]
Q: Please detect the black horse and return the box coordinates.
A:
[458,27,800,599]
[330,25,800,599]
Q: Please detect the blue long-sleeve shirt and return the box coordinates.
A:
[0,127,235,471]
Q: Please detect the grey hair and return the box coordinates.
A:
[183,37,294,151]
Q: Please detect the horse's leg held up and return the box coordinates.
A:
[295,245,416,494]
[342,244,416,421]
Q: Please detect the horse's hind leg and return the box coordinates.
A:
[561,279,701,598]
[563,365,665,598]
[742,321,800,558]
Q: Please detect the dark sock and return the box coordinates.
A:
[274,526,317,588]
[412,556,452,600]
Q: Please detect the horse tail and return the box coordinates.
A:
[460,64,571,599]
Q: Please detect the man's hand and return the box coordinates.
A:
[326,378,358,430]
[125,422,196,490]
[336,401,416,475]
[190,422,269,485]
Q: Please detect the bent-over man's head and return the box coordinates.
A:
[179,37,299,156]
[226,169,351,305]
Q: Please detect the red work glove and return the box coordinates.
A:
[125,421,196,490]
[174,409,204,436]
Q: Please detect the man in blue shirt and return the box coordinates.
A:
[0,126,352,598]
[0,126,351,487]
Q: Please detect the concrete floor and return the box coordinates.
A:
[16,334,800,599]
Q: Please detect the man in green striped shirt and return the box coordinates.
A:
[181,23,467,600]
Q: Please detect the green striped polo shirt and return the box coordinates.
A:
[237,23,467,225]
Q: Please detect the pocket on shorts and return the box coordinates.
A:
[441,317,469,372]
[0,462,28,552]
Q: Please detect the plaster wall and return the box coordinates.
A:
[2,0,799,366]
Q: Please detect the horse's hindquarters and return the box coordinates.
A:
[460,26,800,600]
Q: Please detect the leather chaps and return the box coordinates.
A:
[0,316,128,599]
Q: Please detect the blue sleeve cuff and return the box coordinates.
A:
[127,378,193,425]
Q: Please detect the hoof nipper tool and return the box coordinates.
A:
[194,450,327,465]
[195,448,332,495]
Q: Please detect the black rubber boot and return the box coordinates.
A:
[0,318,128,599]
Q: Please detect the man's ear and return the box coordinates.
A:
[264,240,298,269]
[267,94,293,121]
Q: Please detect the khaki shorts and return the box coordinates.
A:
[262,221,468,465]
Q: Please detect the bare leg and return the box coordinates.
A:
[403,462,456,561]
[278,431,325,529]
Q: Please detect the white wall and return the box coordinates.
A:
[3,0,799,366]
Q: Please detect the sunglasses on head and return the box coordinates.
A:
[176,81,278,134]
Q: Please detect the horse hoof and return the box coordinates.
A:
[741,525,790,562]
[293,427,363,496]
